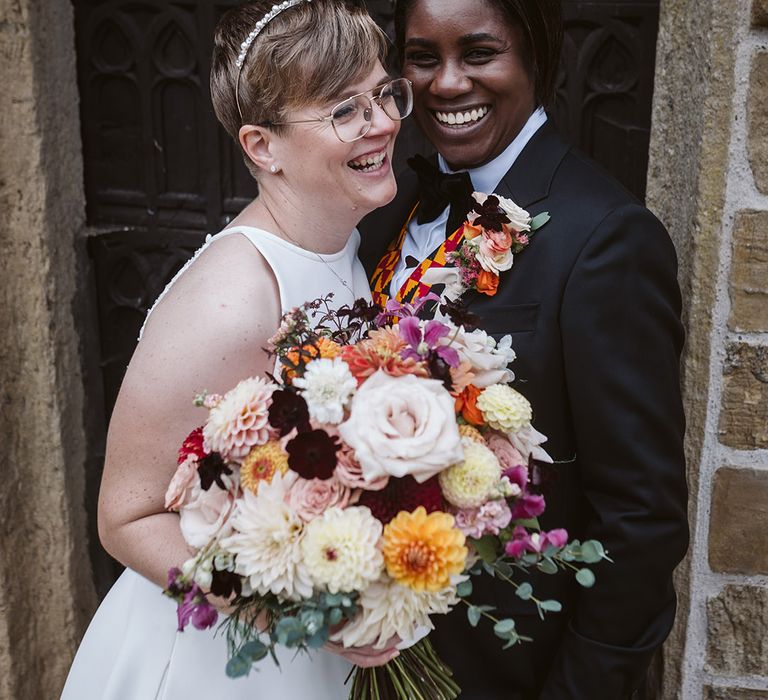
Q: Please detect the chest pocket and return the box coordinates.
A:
[478,302,540,336]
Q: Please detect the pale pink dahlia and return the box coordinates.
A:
[203,377,276,463]
[454,500,513,538]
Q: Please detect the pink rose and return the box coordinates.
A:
[179,478,235,548]
[335,444,389,491]
[480,228,513,256]
[485,433,526,471]
[286,475,355,522]
[165,455,200,511]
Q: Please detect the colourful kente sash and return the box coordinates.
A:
[370,204,466,309]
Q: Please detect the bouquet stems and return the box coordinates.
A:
[348,637,460,700]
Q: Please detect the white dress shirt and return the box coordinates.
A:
[389,107,547,297]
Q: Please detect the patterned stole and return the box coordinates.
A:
[370,204,465,309]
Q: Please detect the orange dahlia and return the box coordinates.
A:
[284,337,341,380]
[240,440,289,494]
[341,329,428,385]
[382,507,467,592]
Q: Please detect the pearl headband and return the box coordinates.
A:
[235,0,314,121]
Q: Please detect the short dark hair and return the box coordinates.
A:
[393,0,563,108]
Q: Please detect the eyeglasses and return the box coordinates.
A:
[264,78,413,143]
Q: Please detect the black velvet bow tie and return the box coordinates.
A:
[408,154,475,235]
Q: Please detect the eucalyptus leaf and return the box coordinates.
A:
[530,212,551,229]
[539,600,562,613]
[515,582,533,600]
[575,568,596,588]
[580,540,606,564]
[495,561,513,578]
[328,608,343,627]
[307,628,329,649]
[241,639,268,662]
[502,633,520,649]
[493,619,516,637]
[226,653,253,678]
[537,558,558,575]
[467,606,482,627]
[457,580,473,598]
[470,535,500,563]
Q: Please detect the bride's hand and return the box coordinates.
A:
[323,636,401,668]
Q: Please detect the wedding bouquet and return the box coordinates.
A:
[163,295,608,699]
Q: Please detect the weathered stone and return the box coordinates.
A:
[705,687,768,700]
[753,0,768,26]
[729,211,768,332]
[719,343,768,449]
[707,585,768,676]
[748,51,768,195]
[0,0,96,697]
[709,467,768,574]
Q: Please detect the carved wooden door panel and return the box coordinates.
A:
[73,0,660,596]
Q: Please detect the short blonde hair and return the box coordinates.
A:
[211,0,389,173]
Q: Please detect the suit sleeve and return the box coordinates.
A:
[539,204,689,699]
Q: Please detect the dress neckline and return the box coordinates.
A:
[221,224,357,262]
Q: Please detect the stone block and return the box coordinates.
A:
[748,51,768,194]
[719,343,768,449]
[753,0,768,26]
[707,585,768,676]
[706,688,768,700]
[729,211,768,332]
[709,467,768,574]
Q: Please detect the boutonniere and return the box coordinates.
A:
[449,192,550,297]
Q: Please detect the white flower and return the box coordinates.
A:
[439,438,502,509]
[179,476,236,548]
[507,424,554,464]
[477,384,532,433]
[338,371,463,484]
[442,327,516,388]
[293,358,356,425]
[330,576,460,649]
[472,191,531,232]
[203,377,276,462]
[221,471,312,601]
[301,507,384,594]
[420,266,466,302]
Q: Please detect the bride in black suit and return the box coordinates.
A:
[360,1,689,698]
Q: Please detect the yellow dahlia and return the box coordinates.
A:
[382,507,467,592]
[240,441,289,494]
[458,424,485,443]
[439,438,502,508]
[476,384,533,434]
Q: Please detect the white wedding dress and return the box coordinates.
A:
[61,225,372,700]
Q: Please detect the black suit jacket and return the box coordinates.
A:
[359,122,689,700]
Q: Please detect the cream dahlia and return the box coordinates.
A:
[221,471,312,601]
[476,384,532,433]
[330,575,460,649]
[292,357,356,424]
[439,438,502,509]
[301,507,383,594]
[203,377,276,462]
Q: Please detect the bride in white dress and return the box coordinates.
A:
[61,1,413,697]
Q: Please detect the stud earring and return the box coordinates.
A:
[270,164,278,173]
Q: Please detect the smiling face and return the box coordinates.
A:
[402,0,536,170]
[274,63,401,216]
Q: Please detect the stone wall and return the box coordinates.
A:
[647,0,768,697]
[0,0,97,698]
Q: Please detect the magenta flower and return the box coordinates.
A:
[399,317,460,367]
[511,493,546,520]
[176,584,219,632]
[505,525,532,558]
[505,526,569,559]
[375,293,441,326]
[503,465,529,492]
[545,528,569,549]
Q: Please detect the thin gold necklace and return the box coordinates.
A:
[264,206,355,298]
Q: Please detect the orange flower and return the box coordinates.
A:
[462,222,483,240]
[455,384,485,426]
[284,337,341,379]
[240,441,289,494]
[382,507,467,592]
[476,270,499,296]
[341,332,428,386]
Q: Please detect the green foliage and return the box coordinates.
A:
[456,580,473,598]
[469,535,500,564]
[515,582,533,600]
[575,568,596,588]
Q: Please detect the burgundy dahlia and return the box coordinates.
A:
[286,429,339,480]
[197,452,232,491]
[358,476,444,525]
[268,389,310,436]
[178,426,205,464]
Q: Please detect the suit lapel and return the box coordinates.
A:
[494,121,570,208]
